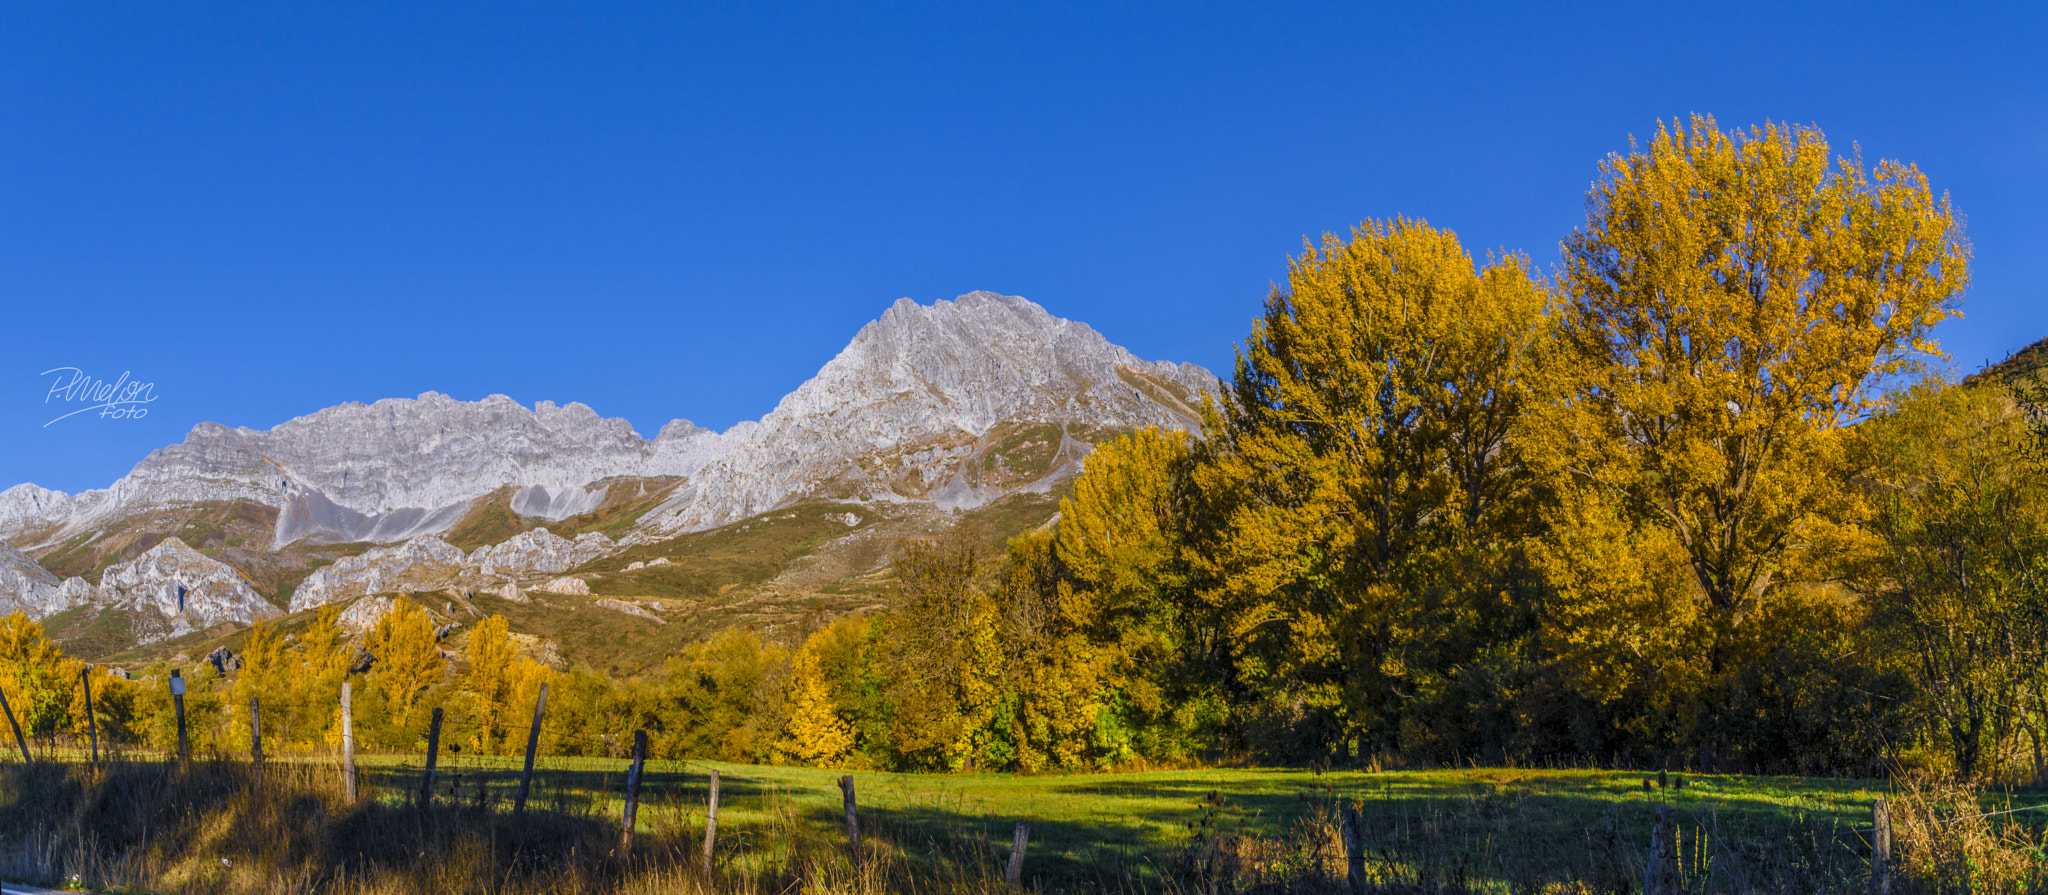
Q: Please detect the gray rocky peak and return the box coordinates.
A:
[3,392,721,550]
[4,291,1213,571]
[636,291,1215,532]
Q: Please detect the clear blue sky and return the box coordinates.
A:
[4,2,2043,494]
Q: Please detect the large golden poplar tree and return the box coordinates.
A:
[1528,115,1968,719]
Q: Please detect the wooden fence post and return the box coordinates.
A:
[170,670,189,762]
[514,683,549,818]
[1872,797,1891,895]
[1340,805,1366,895]
[620,729,646,855]
[839,775,861,862]
[419,706,443,808]
[81,666,99,764]
[1646,806,1676,895]
[1006,821,1031,887]
[0,685,29,765]
[703,768,721,870]
[248,696,263,766]
[340,681,358,804]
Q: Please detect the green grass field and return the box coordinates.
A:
[15,746,2048,893]
[282,751,1998,890]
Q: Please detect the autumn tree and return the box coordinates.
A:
[997,427,1216,767]
[461,614,546,754]
[365,598,445,727]
[1188,217,1548,758]
[648,628,785,761]
[782,627,855,765]
[1527,116,1969,759]
[0,613,81,736]
[879,529,1009,770]
[1855,381,2048,779]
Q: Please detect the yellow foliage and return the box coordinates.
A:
[0,613,82,738]
[1191,216,1546,742]
[782,630,854,766]
[364,598,444,725]
[1529,114,1967,694]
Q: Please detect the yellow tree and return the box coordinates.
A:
[1189,217,1547,756]
[365,598,444,726]
[0,613,80,737]
[226,620,290,750]
[782,629,855,765]
[1528,115,1968,709]
[1021,428,1199,765]
[292,603,358,750]
[462,614,517,753]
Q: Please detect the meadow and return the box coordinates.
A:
[3,746,2042,894]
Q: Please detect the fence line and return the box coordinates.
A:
[3,672,1974,892]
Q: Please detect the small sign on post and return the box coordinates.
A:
[170,670,189,763]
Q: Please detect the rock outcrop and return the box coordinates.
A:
[0,540,65,618]
[337,596,394,634]
[288,536,469,612]
[94,538,281,637]
[286,528,618,611]
[594,598,663,624]
[539,577,590,596]
[467,529,613,580]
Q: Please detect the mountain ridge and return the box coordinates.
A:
[0,292,1216,656]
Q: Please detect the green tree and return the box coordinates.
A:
[880,529,1009,770]
[1855,381,2048,779]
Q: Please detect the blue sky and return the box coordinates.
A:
[4,2,2043,494]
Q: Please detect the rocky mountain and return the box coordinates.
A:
[0,292,1215,656]
[0,395,724,550]
[635,291,1212,534]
